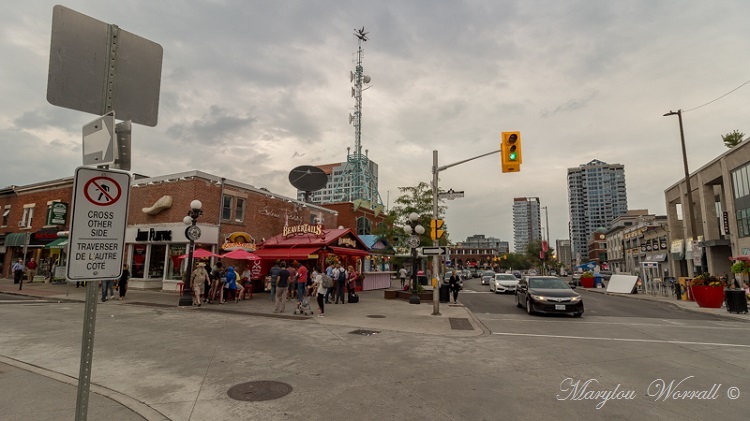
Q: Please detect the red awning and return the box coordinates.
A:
[328,246,369,257]
[729,255,750,262]
[253,246,322,260]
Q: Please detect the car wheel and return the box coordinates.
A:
[526,296,534,315]
[516,293,522,308]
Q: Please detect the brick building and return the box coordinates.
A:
[320,202,389,236]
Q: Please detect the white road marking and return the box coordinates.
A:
[480,317,749,330]
[491,332,750,348]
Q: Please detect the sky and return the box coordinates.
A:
[1,1,749,250]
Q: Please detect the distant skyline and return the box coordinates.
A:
[1,1,749,250]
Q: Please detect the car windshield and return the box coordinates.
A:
[483,271,494,276]
[529,278,568,289]
[495,274,516,280]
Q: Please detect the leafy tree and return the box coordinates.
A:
[722,130,745,148]
[389,182,449,246]
[525,240,556,272]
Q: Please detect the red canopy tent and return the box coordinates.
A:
[221,249,261,260]
[178,249,220,259]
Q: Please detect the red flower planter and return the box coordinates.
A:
[580,277,594,288]
[690,285,725,308]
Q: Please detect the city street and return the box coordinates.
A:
[1,279,749,420]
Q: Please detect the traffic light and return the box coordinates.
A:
[501,131,522,173]
[430,219,445,240]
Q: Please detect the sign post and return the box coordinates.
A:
[67,166,130,421]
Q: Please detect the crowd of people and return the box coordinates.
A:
[187,260,360,317]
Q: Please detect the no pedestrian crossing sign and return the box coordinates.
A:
[66,167,131,281]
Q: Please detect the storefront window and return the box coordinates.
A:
[149,245,166,278]
[131,244,147,278]
[168,244,186,280]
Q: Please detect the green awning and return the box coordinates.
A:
[45,237,69,249]
[4,233,28,247]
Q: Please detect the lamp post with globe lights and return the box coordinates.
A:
[178,200,203,307]
[403,212,425,304]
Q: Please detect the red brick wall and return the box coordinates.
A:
[321,202,389,233]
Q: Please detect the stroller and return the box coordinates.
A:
[294,286,314,316]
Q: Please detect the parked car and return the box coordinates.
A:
[516,276,584,317]
[490,273,519,293]
[462,269,472,279]
[512,270,522,279]
[469,267,478,278]
[480,270,495,285]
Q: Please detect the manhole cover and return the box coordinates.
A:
[227,381,293,402]
[449,317,474,330]
[366,315,386,318]
[349,329,381,336]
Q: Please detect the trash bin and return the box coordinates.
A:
[439,284,450,303]
[594,274,603,288]
[418,275,428,286]
[725,289,749,314]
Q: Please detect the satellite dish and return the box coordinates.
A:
[350,71,354,82]
[349,113,354,124]
[289,166,328,192]
[363,75,371,84]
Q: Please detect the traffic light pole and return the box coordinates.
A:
[431,148,501,316]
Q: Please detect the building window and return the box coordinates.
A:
[2,206,9,227]
[356,216,372,235]
[221,195,232,221]
[235,198,245,222]
[21,205,34,228]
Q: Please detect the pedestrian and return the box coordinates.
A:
[398,266,407,288]
[208,262,225,304]
[287,262,298,300]
[269,261,281,302]
[347,265,358,300]
[48,260,58,283]
[239,266,252,300]
[118,264,130,300]
[101,277,113,302]
[296,263,308,304]
[314,268,325,317]
[12,259,25,284]
[324,263,335,303]
[274,261,290,313]
[448,270,461,304]
[223,266,238,303]
[191,263,209,306]
[26,258,38,284]
[335,263,347,304]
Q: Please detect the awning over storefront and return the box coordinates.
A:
[44,237,68,249]
[253,246,322,260]
[646,253,667,262]
[729,255,750,262]
[4,233,28,247]
[328,246,370,257]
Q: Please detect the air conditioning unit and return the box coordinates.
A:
[18,220,25,227]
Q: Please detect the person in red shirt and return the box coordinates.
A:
[296,263,308,304]
[26,258,38,284]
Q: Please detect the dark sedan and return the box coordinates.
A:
[516,276,584,317]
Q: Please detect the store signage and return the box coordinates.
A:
[222,231,256,251]
[283,223,323,237]
[723,212,730,234]
[47,202,68,225]
[660,238,667,249]
[135,228,172,242]
[338,237,357,248]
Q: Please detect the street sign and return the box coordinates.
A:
[67,167,131,280]
[438,188,465,200]
[83,112,115,166]
[422,246,448,256]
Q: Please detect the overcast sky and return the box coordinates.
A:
[1,1,749,249]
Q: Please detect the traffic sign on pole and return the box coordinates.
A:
[67,166,131,280]
[422,246,448,256]
[438,188,465,200]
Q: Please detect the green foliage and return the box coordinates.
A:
[525,240,556,268]
[731,261,747,275]
[722,130,745,149]
[691,273,725,287]
[390,182,450,246]
[581,271,594,278]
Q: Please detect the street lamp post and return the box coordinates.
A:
[663,109,701,276]
[178,200,203,307]
[403,212,425,305]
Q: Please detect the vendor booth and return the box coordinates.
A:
[255,225,386,290]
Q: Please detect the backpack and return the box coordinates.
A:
[322,275,333,289]
[338,270,347,283]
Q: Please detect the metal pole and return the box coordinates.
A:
[75,280,98,420]
[409,246,420,304]
[19,232,30,290]
[432,150,440,315]
[179,222,196,307]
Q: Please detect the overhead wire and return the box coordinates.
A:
[683,78,750,113]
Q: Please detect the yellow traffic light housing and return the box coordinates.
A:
[501,131,522,173]
[430,219,445,240]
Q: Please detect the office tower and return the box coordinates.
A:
[513,197,542,253]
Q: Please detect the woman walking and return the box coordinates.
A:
[347,265,358,301]
[118,264,130,300]
[314,269,325,317]
[448,270,461,304]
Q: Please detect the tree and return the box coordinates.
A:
[389,182,449,246]
[525,240,556,272]
[722,130,745,148]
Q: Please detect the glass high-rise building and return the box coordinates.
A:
[513,197,542,253]
[567,159,627,262]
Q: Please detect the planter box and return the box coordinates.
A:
[690,285,725,308]
[384,290,397,300]
[580,277,594,288]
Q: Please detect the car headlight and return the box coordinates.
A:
[570,296,581,302]
[530,294,546,301]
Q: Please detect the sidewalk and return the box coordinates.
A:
[581,283,750,322]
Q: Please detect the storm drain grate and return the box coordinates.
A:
[449,317,474,330]
[349,329,381,336]
[227,381,293,402]
[366,315,386,318]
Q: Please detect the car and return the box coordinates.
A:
[480,270,495,285]
[549,270,557,276]
[469,267,478,278]
[490,273,519,293]
[512,270,522,279]
[516,276,584,317]
[462,269,471,279]
[528,270,537,276]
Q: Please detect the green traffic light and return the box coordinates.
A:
[509,145,517,161]
[509,152,517,160]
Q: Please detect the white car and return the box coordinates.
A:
[490,273,519,293]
